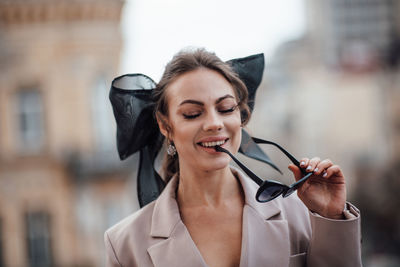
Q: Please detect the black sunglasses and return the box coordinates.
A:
[215,137,313,202]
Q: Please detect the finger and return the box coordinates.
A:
[306,157,320,173]
[299,158,309,169]
[288,164,303,182]
[323,165,343,179]
[314,159,333,175]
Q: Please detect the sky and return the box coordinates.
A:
[120,0,306,81]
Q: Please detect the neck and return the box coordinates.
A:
[177,164,243,208]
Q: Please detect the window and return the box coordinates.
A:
[26,212,52,267]
[16,90,45,153]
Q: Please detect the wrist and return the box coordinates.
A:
[311,204,346,220]
[321,203,347,220]
[325,212,345,220]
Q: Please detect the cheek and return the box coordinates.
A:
[227,114,242,142]
[229,112,242,129]
[169,120,196,145]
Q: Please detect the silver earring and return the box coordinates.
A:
[167,142,177,156]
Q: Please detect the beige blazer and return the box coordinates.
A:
[105,167,362,267]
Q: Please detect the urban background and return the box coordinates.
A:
[0,0,399,267]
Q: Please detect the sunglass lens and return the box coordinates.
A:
[256,185,284,202]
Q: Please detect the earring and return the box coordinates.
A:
[167,141,177,156]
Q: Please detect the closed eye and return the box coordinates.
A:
[219,105,238,114]
[182,105,237,119]
[183,113,201,119]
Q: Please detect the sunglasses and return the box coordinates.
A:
[215,137,313,202]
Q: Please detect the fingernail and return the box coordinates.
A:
[306,166,312,171]
[300,161,305,166]
[323,172,327,177]
[314,168,319,173]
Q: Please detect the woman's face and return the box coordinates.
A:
[160,68,242,173]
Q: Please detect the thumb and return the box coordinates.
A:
[288,164,303,182]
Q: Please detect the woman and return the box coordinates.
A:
[105,49,362,267]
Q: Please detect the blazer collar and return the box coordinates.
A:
[150,175,181,238]
[148,166,290,267]
[149,167,282,236]
[148,174,207,266]
[230,166,282,220]
[232,167,291,267]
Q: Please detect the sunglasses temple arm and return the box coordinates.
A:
[215,146,264,186]
[291,172,313,189]
[252,137,307,175]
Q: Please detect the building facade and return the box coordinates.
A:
[0,1,140,266]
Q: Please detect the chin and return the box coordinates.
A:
[199,156,232,172]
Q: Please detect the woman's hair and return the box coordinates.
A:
[152,48,251,182]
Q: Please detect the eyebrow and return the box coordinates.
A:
[179,94,235,106]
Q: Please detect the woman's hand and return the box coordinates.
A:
[288,157,346,220]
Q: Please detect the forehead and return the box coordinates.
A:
[166,68,237,105]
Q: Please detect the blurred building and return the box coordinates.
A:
[249,0,400,186]
[0,1,140,266]
[306,0,399,68]
[247,0,400,265]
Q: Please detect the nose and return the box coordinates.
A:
[203,110,224,132]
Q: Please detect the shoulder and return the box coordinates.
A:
[104,175,182,266]
[106,200,155,243]
[104,201,156,266]
[106,174,180,243]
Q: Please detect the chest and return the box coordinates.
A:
[180,206,243,267]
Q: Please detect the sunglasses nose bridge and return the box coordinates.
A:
[282,187,296,198]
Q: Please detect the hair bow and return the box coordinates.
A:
[109,53,281,207]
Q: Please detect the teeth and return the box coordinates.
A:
[200,140,226,147]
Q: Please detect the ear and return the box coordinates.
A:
[156,113,171,140]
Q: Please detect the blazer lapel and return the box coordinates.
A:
[147,176,207,267]
[233,167,291,267]
[240,206,290,267]
[147,220,208,267]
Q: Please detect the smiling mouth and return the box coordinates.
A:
[198,139,228,148]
